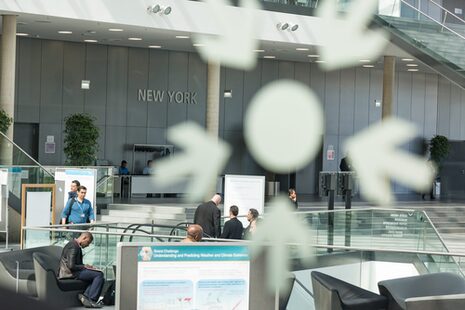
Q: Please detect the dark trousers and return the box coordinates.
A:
[76,269,105,301]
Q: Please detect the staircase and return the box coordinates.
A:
[375,1,465,88]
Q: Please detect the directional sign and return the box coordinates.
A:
[316,0,388,70]
[154,122,231,201]
[344,117,436,206]
[193,0,260,70]
[249,196,314,293]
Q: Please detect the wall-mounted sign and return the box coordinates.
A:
[45,135,56,154]
[138,89,198,104]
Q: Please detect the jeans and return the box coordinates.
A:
[76,269,105,302]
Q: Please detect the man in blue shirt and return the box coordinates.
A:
[118,160,129,175]
[61,186,96,225]
[68,179,80,200]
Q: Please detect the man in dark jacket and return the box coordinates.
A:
[194,194,222,238]
[58,232,104,308]
[220,205,243,239]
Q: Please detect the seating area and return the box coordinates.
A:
[0,245,62,296]
[0,245,87,308]
[311,271,465,310]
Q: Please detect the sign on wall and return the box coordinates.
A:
[138,89,198,104]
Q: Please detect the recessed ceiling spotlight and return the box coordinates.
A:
[307,54,320,58]
[128,37,142,41]
[84,39,98,43]
[401,58,414,61]
[363,64,375,68]
[264,55,276,59]
[406,64,418,67]
[58,31,73,34]
[408,68,419,72]
[175,35,190,39]
[149,45,162,48]
[296,47,309,51]
[290,24,299,31]
[276,22,289,31]
[109,28,124,32]
[359,59,371,63]
[16,33,29,36]
[253,49,265,53]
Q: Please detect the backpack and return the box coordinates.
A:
[102,280,116,305]
[65,198,77,224]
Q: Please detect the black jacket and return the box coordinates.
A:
[58,239,84,279]
[194,200,221,238]
[220,217,243,239]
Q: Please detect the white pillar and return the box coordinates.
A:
[0,15,17,164]
[206,62,220,139]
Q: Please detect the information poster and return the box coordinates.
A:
[137,245,250,310]
[224,175,265,227]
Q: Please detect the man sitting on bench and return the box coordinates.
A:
[58,232,104,308]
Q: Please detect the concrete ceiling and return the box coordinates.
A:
[5,13,433,74]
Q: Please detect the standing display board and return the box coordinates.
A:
[54,168,97,224]
[117,243,263,310]
[224,175,265,226]
[20,184,56,248]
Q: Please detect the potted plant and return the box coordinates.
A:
[429,135,450,198]
[63,113,99,166]
[0,109,13,134]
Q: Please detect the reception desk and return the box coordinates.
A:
[115,175,222,197]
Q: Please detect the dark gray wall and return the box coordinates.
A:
[14,37,462,194]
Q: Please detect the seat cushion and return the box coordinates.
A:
[312,271,388,310]
[57,278,88,291]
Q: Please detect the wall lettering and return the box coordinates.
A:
[138,89,197,104]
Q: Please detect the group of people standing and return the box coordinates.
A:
[192,194,260,240]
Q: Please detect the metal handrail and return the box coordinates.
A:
[428,0,465,25]
[386,0,465,41]
[0,131,54,179]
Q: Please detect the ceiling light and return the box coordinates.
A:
[363,64,374,68]
[402,58,414,61]
[277,22,289,31]
[253,49,265,53]
[314,60,325,63]
[84,39,98,43]
[308,54,320,58]
[17,22,27,25]
[147,4,172,15]
[109,28,124,32]
[406,64,418,67]
[175,35,190,39]
[359,59,371,63]
[58,31,72,34]
[128,37,142,41]
[149,45,162,49]
[408,68,419,72]
[193,43,205,47]
[264,56,276,59]
[290,24,299,31]
[34,20,51,24]
[16,33,29,36]
[296,47,309,51]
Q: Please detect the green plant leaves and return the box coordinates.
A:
[63,113,99,166]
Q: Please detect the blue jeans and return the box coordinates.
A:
[76,269,104,302]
